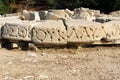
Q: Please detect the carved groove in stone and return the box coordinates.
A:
[2,23,31,41]
[32,27,67,44]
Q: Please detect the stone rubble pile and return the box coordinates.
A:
[1,7,120,49]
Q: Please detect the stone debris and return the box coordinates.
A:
[110,10,120,17]
[7,61,13,65]
[41,53,47,56]
[23,75,35,80]
[1,7,120,49]
[38,75,49,79]
[27,51,38,57]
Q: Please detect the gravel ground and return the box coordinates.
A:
[0,46,120,80]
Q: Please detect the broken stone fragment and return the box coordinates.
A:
[45,12,60,20]
[22,10,41,21]
[32,20,67,45]
[46,9,71,20]
[48,9,68,18]
[65,9,73,17]
[72,8,91,20]
[0,16,22,40]
[110,10,120,17]
[103,21,120,40]
[89,9,100,17]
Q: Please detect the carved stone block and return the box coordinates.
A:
[66,19,106,43]
[0,17,22,40]
[2,21,37,41]
[103,21,120,40]
[32,20,67,45]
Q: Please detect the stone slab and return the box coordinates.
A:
[103,21,120,40]
[65,19,106,43]
[0,17,22,40]
[45,12,60,20]
[110,10,120,17]
[2,21,39,41]
[32,20,67,45]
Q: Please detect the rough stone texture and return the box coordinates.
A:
[72,8,91,20]
[48,10,68,18]
[39,11,48,20]
[34,11,41,21]
[22,10,34,20]
[103,21,120,40]
[45,12,60,20]
[46,10,71,20]
[65,19,106,43]
[89,10,100,17]
[95,17,120,23]
[64,9,73,17]
[32,20,67,45]
[110,10,120,17]
[72,8,100,20]
[72,8,81,19]
[22,10,41,21]
[2,21,39,41]
[0,16,21,40]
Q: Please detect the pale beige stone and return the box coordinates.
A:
[72,8,81,19]
[81,7,89,12]
[45,12,60,20]
[89,9,100,17]
[46,9,71,19]
[2,21,39,41]
[103,21,120,40]
[48,9,67,18]
[22,10,41,21]
[0,16,22,40]
[65,9,73,17]
[65,19,106,43]
[72,8,91,20]
[79,11,90,20]
[34,11,41,21]
[95,17,120,23]
[110,10,120,17]
[32,20,67,45]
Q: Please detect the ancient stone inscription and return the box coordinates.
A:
[2,24,28,39]
[104,25,120,39]
[67,26,106,42]
[32,27,67,44]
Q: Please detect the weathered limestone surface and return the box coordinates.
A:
[89,10,100,17]
[110,10,120,17]
[2,21,39,41]
[103,21,120,40]
[0,16,22,40]
[22,10,41,21]
[46,10,71,20]
[65,19,106,43]
[32,20,67,45]
[72,8,91,20]
[64,9,73,17]
[48,10,66,18]
[45,12,60,20]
